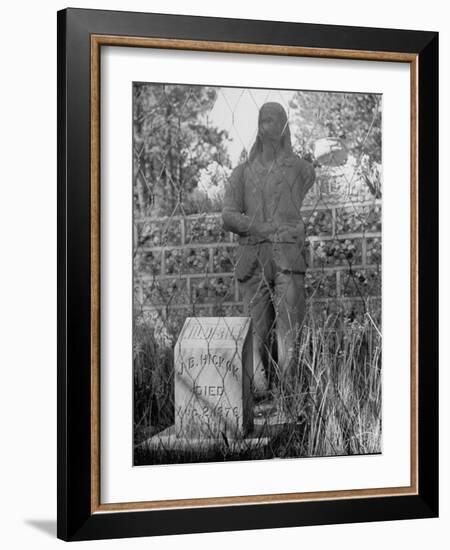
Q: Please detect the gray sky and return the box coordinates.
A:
[207,87,295,166]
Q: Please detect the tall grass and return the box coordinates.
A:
[134,304,381,465]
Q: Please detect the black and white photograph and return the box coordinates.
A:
[132,83,382,466]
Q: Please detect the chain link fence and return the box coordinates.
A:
[133,83,382,465]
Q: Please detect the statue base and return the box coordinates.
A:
[139,414,288,454]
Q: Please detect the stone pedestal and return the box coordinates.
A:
[174,317,253,439]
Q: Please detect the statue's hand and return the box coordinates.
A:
[253,221,277,240]
[275,223,305,243]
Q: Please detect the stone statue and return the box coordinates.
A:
[222,102,315,411]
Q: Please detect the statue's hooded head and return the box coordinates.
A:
[248,102,293,163]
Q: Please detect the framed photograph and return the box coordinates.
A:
[57,8,438,541]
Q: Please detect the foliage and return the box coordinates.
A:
[289,91,382,197]
[133,84,231,217]
[134,304,381,464]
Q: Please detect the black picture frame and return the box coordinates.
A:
[57,7,438,541]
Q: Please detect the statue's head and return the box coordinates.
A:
[248,102,293,162]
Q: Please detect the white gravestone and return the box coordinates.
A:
[174,317,254,439]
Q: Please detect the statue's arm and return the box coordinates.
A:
[276,160,316,242]
[222,164,275,239]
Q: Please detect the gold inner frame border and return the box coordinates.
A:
[89,34,419,514]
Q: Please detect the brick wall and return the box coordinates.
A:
[134,197,382,328]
